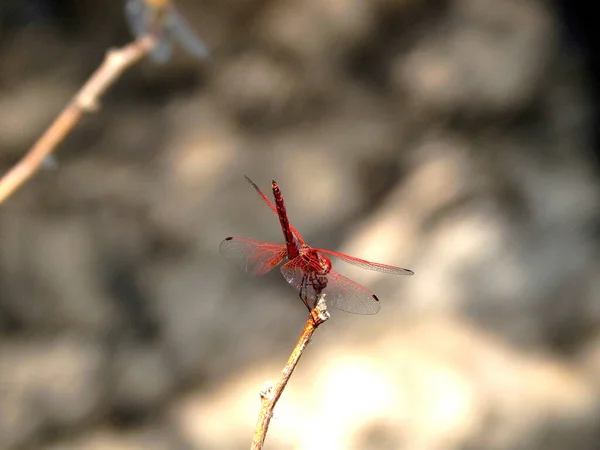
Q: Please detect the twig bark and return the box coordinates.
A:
[0,35,157,205]
[251,296,330,449]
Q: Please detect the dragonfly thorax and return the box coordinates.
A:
[299,249,331,275]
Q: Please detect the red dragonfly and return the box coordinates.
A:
[124,0,208,63]
[219,177,414,315]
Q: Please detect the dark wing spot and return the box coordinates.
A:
[372,294,380,302]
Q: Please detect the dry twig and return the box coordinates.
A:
[251,296,330,449]
[0,35,157,205]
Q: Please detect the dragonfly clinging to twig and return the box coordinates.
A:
[220,177,414,315]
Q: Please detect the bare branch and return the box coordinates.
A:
[251,296,330,449]
[0,36,157,205]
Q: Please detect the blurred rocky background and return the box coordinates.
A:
[2,0,600,449]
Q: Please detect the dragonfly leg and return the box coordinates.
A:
[301,271,329,311]
[309,272,328,292]
[298,275,313,312]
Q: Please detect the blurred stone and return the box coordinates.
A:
[211,51,303,127]
[259,0,374,62]
[0,78,72,154]
[395,0,556,116]
[111,343,175,413]
[0,215,118,335]
[141,261,234,379]
[45,426,189,450]
[1,0,599,449]
[0,337,106,448]
[172,317,600,450]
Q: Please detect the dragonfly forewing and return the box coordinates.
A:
[124,0,147,37]
[316,249,414,275]
[170,8,209,60]
[219,237,287,276]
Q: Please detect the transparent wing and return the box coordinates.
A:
[123,0,173,63]
[150,31,174,63]
[219,237,286,276]
[124,0,147,38]
[322,270,381,314]
[316,249,414,275]
[280,261,381,315]
[169,8,209,60]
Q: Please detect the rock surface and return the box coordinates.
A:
[1,0,599,448]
